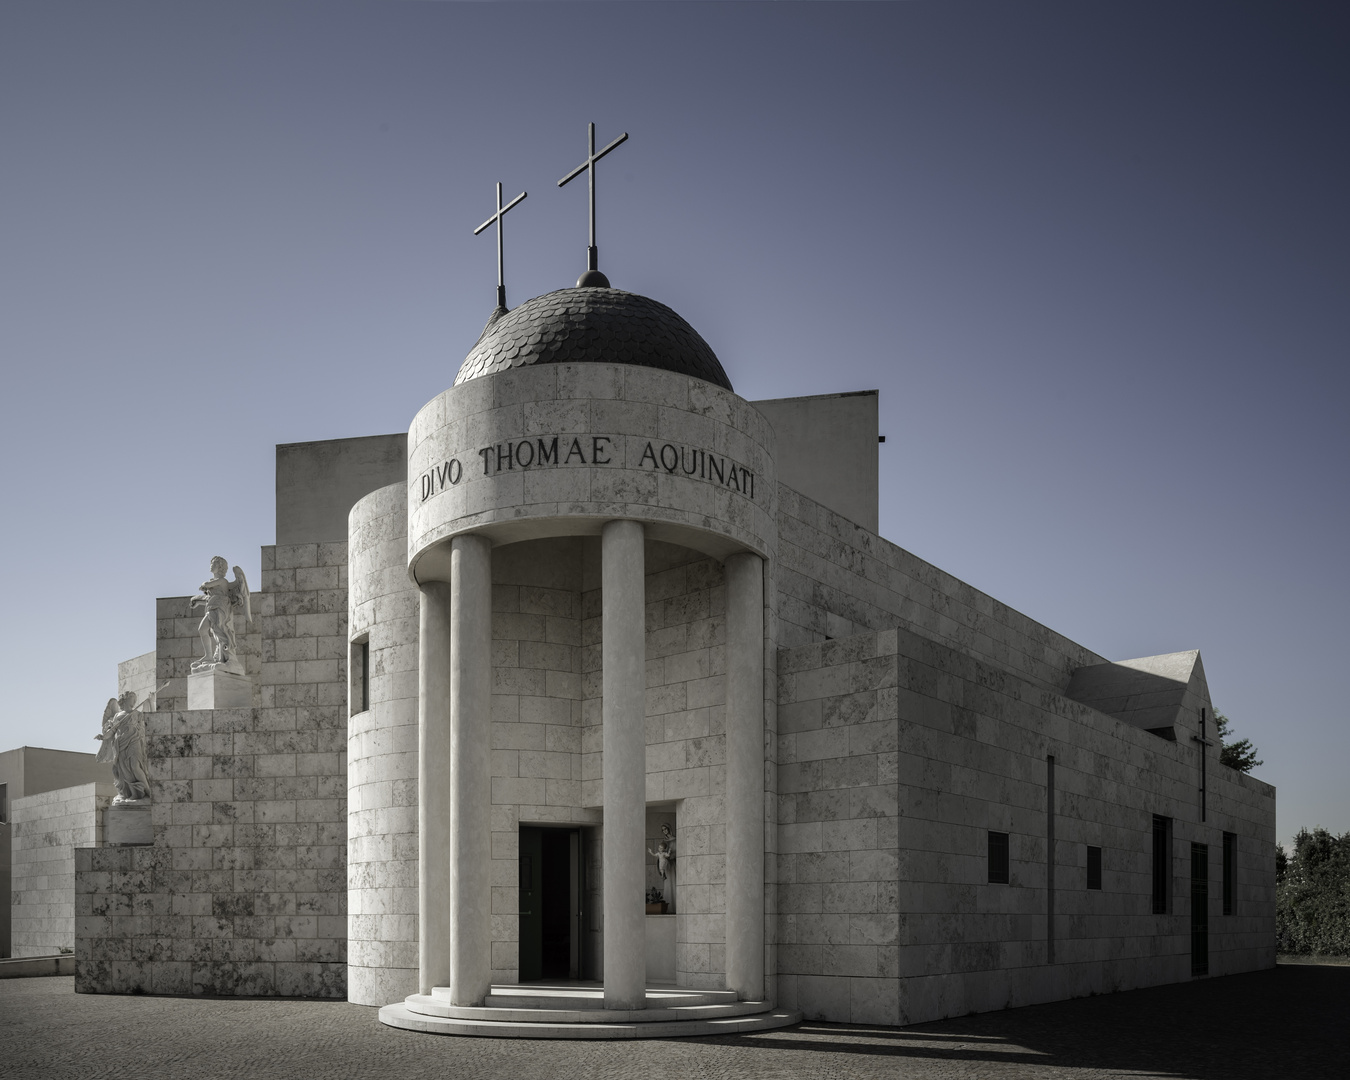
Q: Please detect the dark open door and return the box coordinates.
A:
[519,827,544,982]
[519,826,581,982]
[1191,841,1209,976]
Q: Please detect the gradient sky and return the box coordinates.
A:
[1,2,1345,850]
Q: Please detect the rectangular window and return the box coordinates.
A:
[350,639,369,714]
[1223,831,1236,915]
[0,781,7,823]
[1087,845,1102,890]
[988,830,1009,884]
[1152,815,1172,914]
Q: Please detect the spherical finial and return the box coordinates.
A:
[576,269,611,288]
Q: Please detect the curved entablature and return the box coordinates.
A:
[407,363,776,582]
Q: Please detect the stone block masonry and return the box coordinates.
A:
[775,486,1106,694]
[75,542,350,997]
[11,784,113,957]
[775,632,900,1026]
[347,483,421,1006]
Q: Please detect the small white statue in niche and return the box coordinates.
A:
[189,556,252,673]
[647,823,676,905]
[96,692,151,803]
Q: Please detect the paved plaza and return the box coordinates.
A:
[1,962,1346,1080]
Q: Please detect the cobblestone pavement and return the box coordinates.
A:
[2,964,1346,1080]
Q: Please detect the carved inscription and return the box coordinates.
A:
[417,433,755,503]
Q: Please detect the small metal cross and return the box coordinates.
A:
[558,122,628,278]
[474,182,527,310]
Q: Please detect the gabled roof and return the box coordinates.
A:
[1065,650,1210,740]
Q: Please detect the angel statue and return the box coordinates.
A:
[96,692,151,803]
[189,556,252,672]
[647,823,676,904]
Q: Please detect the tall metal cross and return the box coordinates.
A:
[474,182,528,310]
[558,122,628,278]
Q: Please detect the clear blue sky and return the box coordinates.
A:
[1,1,1345,850]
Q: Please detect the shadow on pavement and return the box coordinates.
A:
[721,964,1350,1079]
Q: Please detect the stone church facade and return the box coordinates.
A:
[75,281,1275,1034]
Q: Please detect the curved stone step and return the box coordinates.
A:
[431,984,737,1013]
[405,992,772,1024]
[380,1001,802,1039]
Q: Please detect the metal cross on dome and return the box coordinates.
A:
[558,122,628,286]
[474,182,528,310]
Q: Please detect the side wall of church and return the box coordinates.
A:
[775,632,902,1025]
[775,624,1275,1028]
[75,542,349,997]
[775,485,1106,694]
[348,484,421,1006]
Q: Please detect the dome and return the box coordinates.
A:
[454,287,732,391]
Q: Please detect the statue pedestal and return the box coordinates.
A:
[187,667,252,709]
[104,803,152,845]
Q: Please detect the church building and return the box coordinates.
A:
[75,150,1276,1037]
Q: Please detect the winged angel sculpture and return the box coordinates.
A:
[96,692,151,803]
[189,556,252,672]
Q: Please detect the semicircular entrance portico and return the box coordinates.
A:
[399,356,780,1024]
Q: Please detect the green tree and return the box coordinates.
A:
[1276,827,1350,956]
[1213,710,1263,772]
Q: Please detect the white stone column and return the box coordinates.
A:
[417,581,453,996]
[449,534,493,1006]
[602,519,647,1009]
[724,552,765,1001]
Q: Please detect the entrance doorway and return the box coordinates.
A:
[1191,841,1209,976]
[518,826,582,982]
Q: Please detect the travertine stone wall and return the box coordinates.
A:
[632,545,730,990]
[471,535,765,992]
[488,537,593,984]
[775,633,901,1025]
[75,541,349,997]
[347,483,420,1006]
[117,651,157,708]
[775,486,1106,693]
[11,784,112,956]
[776,624,1274,1027]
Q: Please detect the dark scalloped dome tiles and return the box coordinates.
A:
[454,287,732,392]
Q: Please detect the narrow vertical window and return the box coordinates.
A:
[0,781,7,824]
[988,831,1009,884]
[1152,814,1172,914]
[350,638,369,714]
[1087,845,1102,890]
[1046,755,1056,964]
[1223,831,1236,916]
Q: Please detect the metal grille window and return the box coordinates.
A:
[1152,815,1172,914]
[1223,831,1236,915]
[1087,845,1102,890]
[988,831,1009,884]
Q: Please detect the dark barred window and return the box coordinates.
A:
[1152,815,1172,914]
[1087,845,1102,890]
[988,831,1009,884]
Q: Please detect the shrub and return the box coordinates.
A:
[1276,827,1350,956]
